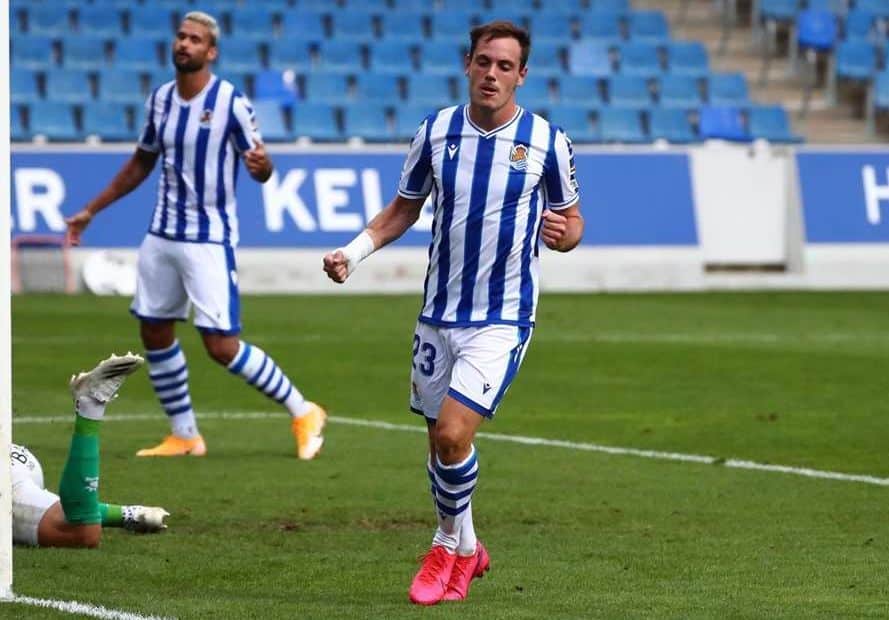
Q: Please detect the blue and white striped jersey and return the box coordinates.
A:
[398,105,579,328]
[138,76,261,246]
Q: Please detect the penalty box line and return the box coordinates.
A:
[12,411,889,488]
[5,595,173,620]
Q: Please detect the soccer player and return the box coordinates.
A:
[323,22,584,605]
[12,353,169,548]
[64,11,326,460]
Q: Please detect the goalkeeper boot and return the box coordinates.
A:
[442,541,490,601]
[123,506,170,533]
[70,352,144,406]
[409,545,458,606]
[136,435,207,457]
[291,402,326,460]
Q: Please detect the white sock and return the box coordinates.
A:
[146,341,199,439]
[227,341,310,417]
[431,446,478,553]
[457,502,478,556]
[75,395,105,421]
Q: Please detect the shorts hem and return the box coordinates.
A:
[130,309,188,323]
[196,325,242,336]
[446,388,493,419]
[418,316,535,329]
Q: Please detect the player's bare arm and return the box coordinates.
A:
[243,141,273,183]
[323,195,425,283]
[65,148,159,246]
[541,205,584,252]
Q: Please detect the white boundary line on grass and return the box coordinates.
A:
[8,595,173,620]
[13,411,889,487]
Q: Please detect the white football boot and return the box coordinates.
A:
[69,352,144,404]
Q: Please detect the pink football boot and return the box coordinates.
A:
[409,545,458,605]
[442,542,490,601]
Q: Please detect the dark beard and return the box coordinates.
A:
[172,54,203,74]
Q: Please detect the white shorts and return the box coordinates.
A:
[409,321,533,421]
[130,234,242,334]
[12,478,59,547]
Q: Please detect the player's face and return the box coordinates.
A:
[465,36,527,114]
[172,20,217,74]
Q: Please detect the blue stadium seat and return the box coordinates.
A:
[599,108,648,143]
[62,36,107,71]
[699,106,750,141]
[253,100,292,142]
[369,41,416,75]
[747,105,804,143]
[519,76,553,108]
[280,12,326,42]
[26,7,70,37]
[708,72,750,105]
[378,13,427,44]
[608,75,652,109]
[476,12,529,29]
[355,74,402,104]
[229,8,275,41]
[342,0,390,12]
[875,72,889,110]
[546,0,586,14]
[292,103,342,141]
[648,108,697,143]
[218,39,262,73]
[420,42,464,76]
[330,12,377,43]
[45,69,92,104]
[113,37,162,72]
[558,76,603,105]
[299,0,340,11]
[579,11,622,44]
[530,43,565,77]
[394,104,436,140]
[844,10,877,41]
[392,0,434,10]
[254,69,299,108]
[82,101,132,142]
[835,40,879,80]
[805,0,847,12]
[439,0,480,11]
[128,7,175,39]
[11,68,41,105]
[546,105,600,142]
[528,14,573,43]
[13,36,56,70]
[797,10,838,53]
[628,11,670,43]
[316,41,365,74]
[619,43,663,78]
[490,0,536,12]
[97,69,145,105]
[12,106,30,142]
[667,41,709,78]
[855,0,889,19]
[304,73,351,104]
[268,41,313,72]
[430,13,475,42]
[759,0,799,24]
[343,104,394,142]
[568,41,613,76]
[147,69,173,91]
[77,6,123,38]
[221,70,252,97]
[657,75,703,108]
[406,74,455,106]
[590,0,631,13]
[28,101,81,141]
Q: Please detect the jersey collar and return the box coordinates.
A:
[173,74,217,106]
[463,105,523,139]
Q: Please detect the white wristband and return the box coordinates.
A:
[338,230,376,275]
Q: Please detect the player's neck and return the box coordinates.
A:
[467,102,518,133]
[175,69,212,102]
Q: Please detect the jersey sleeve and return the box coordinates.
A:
[397,117,434,200]
[542,127,580,210]
[230,93,263,153]
[137,89,161,153]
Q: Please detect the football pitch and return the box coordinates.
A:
[9,292,889,619]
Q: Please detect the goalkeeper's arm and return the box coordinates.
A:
[322,195,425,283]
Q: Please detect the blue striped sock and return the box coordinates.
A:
[227,341,309,416]
[432,446,478,552]
[146,340,198,439]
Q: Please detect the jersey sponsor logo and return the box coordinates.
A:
[447,144,459,160]
[199,109,213,128]
[509,144,529,172]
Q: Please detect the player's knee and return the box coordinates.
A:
[434,424,470,463]
[140,323,174,350]
[204,338,238,365]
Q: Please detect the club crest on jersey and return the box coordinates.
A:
[509,144,529,171]
[199,109,213,127]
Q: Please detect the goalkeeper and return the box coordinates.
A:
[12,353,169,548]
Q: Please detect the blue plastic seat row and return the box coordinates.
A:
[569,41,710,77]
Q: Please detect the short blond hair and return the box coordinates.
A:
[183,11,220,46]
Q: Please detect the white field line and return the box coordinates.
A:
[8,595,174,620]
[13,411,889,487]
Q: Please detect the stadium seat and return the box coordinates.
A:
[268,41,313,72]
[590,0,631,13]
[844,10,877,41]
[568,41,613,76]
[219,70,251,97]
[476,12,529,29]
[759,0,799,24]
[62,36,107,71]
[835,40,880,80]
[304,73,351,104]
[519,76,553,108]
[228,8,275,41]
[430,13,475,42]
[619,43,663,78]
[855,0,889,19]
[420,42,464,76]
[648,108,697,143]
[658,75,703,108]
[25,6,70,37]
[797,10,838,53]
[391,0,434,11]
[378,13,427,44]
[45,69,93,104]
[406,74,455,106]
[280,12,326,42]
[291,103,342,141]
[113,37,162,72]
[529,43,566,77]
[369,41,416,75]
[316,41,365,74]
[698,105,750,141]
[599,108,648,143]
[805,0,846,12]
[528,14,573,43]
[708,72,750,105]
[13,36,56,70]
[254,69,299,108]
[546,105,600,142]
[558,76,603,105]
[147,69,173,91]
[11,106,30,142]
[439,0,480,11]
[343,104,394,142]
[628,11,671,43]
[28,101,82,141]
[608,75,653,109]
[127,7,175,39]
[330,12,377,43]
[666,41,709,78]
[253,101,292,142]
[546,0,586,14]
[355,74,402,105]
[747,105,804,143]
[299,0,340,11]
[11,68,41,105]
[342,0,390,12]
[97,69,146,105]
[82,101,132,142]
[489,0,536,12]
[77,6,123,38]
[875,71,889,108]
[394,104,436,140]
[218,39,262,73]
[578,11,623,44]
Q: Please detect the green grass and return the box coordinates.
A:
[9,292,889,619]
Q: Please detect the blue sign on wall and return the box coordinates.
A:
[11,149,698,248]
[797,151,889,243]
